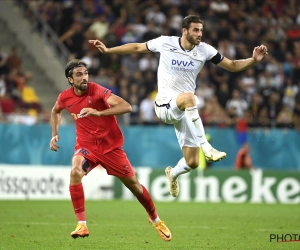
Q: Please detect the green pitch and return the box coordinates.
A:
[1,200,299,250]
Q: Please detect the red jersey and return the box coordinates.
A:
[56,82,124,154]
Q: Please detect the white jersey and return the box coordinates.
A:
[147,36,222,97]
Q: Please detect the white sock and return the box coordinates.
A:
[170,157,192,180]
[78,221,86,225]
[185,106,212,154]
[152,216,160,224]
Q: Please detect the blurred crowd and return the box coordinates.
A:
[0,45,48,125]
[5,0,300,129]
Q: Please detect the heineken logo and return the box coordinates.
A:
[118,168,300,204]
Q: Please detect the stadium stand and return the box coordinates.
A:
[1,0,300,130]
[0,18,54,124]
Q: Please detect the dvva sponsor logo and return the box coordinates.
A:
[171,60,194,67]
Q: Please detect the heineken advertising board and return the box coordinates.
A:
[115,168,300,204]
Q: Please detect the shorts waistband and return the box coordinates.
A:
[155,101,170,109]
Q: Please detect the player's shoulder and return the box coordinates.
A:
[88,82,99,88]
[89,81,105,91]
[152,35,179,42]
[195,42,217,53]
[162,35,178,39]
[88,82,111,97]
[58,87,72,99]
[197,42,215,49]
[158,36,181,49]
[197,42,209,48]
[163,35,180,42]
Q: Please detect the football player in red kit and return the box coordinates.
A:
[49,59,171,241]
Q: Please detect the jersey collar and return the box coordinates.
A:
[179,38,195,52]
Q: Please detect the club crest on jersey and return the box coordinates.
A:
[193,51,198,57]
[87,96,93,107]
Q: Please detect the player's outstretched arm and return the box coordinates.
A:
[88,40,149,54]
[80,94,132,117]
[217,44,268,72]
[50,102,63,152]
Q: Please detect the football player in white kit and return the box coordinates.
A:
[89,15,268,197]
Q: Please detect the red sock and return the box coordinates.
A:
[135,185,158,220]
[69,183,86,221]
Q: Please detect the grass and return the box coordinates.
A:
[1,200,299,250]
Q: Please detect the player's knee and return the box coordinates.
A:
[177,92,197,109]
[70,165,84,180]
[186,158,199,169]
[184,92,197,107]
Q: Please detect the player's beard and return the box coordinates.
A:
[186,32,201,45]
[74,81,88,91]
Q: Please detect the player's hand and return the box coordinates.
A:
[80,108,101,117]
[88,40,109,53]
[252,45,268,62]
[50,135,60,152]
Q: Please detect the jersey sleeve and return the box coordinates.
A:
[56,93,65,109]
[146,36,164,52]
[204,43,224,64]
[93,83,112,102]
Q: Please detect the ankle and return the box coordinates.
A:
[201,143,212,154]
[152,217,160,224]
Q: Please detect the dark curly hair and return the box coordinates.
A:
[65,59,87,78]
[181,15,204,30]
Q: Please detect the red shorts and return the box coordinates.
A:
[73,147,135,178]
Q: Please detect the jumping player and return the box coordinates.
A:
[89,15,268,197]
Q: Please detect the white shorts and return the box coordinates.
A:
[154,94,200,148]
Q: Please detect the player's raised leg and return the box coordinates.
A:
[119,176,172,241]
[185,105,226,162]
[178,93,227,162]
[69,155,90,238]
